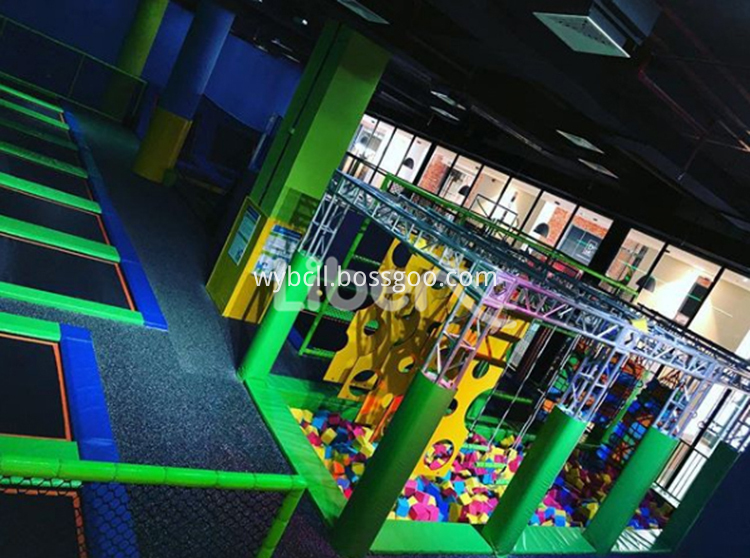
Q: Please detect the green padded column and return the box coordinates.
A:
[482,406,587,554]
[658,441,740,550]
[103,0,168,120]
[250,21,389,224]
[207,20,388,319]
[331,373,455,558]
[584,427,679,555]
[116,0,170,76]
[239,252,320,382]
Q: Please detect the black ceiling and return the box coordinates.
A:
[193,0,750,271]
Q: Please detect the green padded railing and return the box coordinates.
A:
[0,454,306,558]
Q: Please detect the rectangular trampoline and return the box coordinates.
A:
[0,488,84,558]
[0,150,92,200]
[0,100,70,140]
[0,76,165,328]
[0,330,70,440]
[0,185,107,243]
[0,234,135,310]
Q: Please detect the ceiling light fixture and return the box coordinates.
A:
[336,0,389,24]
[430,89,466,111]
[430,106,460,123]
[579,158,618,179]
[533,222,551,237]
[271,38,292,52]
[557,130,604,153]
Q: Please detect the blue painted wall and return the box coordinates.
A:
[2,0,301,131]
[1,0,136,63]
[205,35,301,131]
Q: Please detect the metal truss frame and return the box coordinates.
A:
[309,172,750,431]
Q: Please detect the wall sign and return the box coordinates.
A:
[228,206,259,265]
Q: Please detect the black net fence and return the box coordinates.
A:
[0,474,291,558]
[0,16,145,123]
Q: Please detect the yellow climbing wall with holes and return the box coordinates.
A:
[322,239,453,411]
[412,314,532,478]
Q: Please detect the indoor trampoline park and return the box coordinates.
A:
[1,1,750,558]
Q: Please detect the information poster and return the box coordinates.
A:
[228,206,259,265]
[253,224,302,276]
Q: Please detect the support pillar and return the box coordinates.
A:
[117,0,170,76]
[239,251,320,382]
[133,0,234,182]
[584,427,679,555]
[658,441,740,550]
[584,219,630,284]
[330,373,455,558]
[482,406,587,554]
[207,21,389,322]
[102,0,170,120]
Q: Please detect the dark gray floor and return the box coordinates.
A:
[0,112,609,558]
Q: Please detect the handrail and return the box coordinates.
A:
[382,173,638,296]
[0,14,145,83]
[0,454,307,558]
[0,453,306,492]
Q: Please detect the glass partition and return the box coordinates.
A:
[418,146,457,193]
[690,270,750,355]
[440,156,482,205]
[522,192,576,247]
[605,229,665,296]
[636,246,720,325]
[492,178,540,229]
[557,207,613,265]
[378,128,414,175]
[465,166,510,216]
[396,136,431,183]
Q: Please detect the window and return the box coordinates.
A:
[440,156,481,205]
[465,167,511,217]
[557,207,613,265]
[522,192,575,247]
[636,246,720,325]
[491,178,540,229]
[378,129,413,174]
[690,270,750,355]
[418,146,457,194]
[396,136,431,183]
[605,229,665,296]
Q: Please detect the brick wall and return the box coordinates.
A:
[419,156,449,193]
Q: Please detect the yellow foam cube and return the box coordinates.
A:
[321,428,337,445]
[449,503,463,522]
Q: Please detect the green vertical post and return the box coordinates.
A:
[298,217,370,356]
[658,441,740,550]
[239,252,321,382]
[482,406,587,554]
[116,0,170,76]
[584,427,679,555]
[330,373,455,558]
[257,489,305,558]
[102,0,168,120]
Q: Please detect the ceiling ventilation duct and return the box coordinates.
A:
[534,0,660,58]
